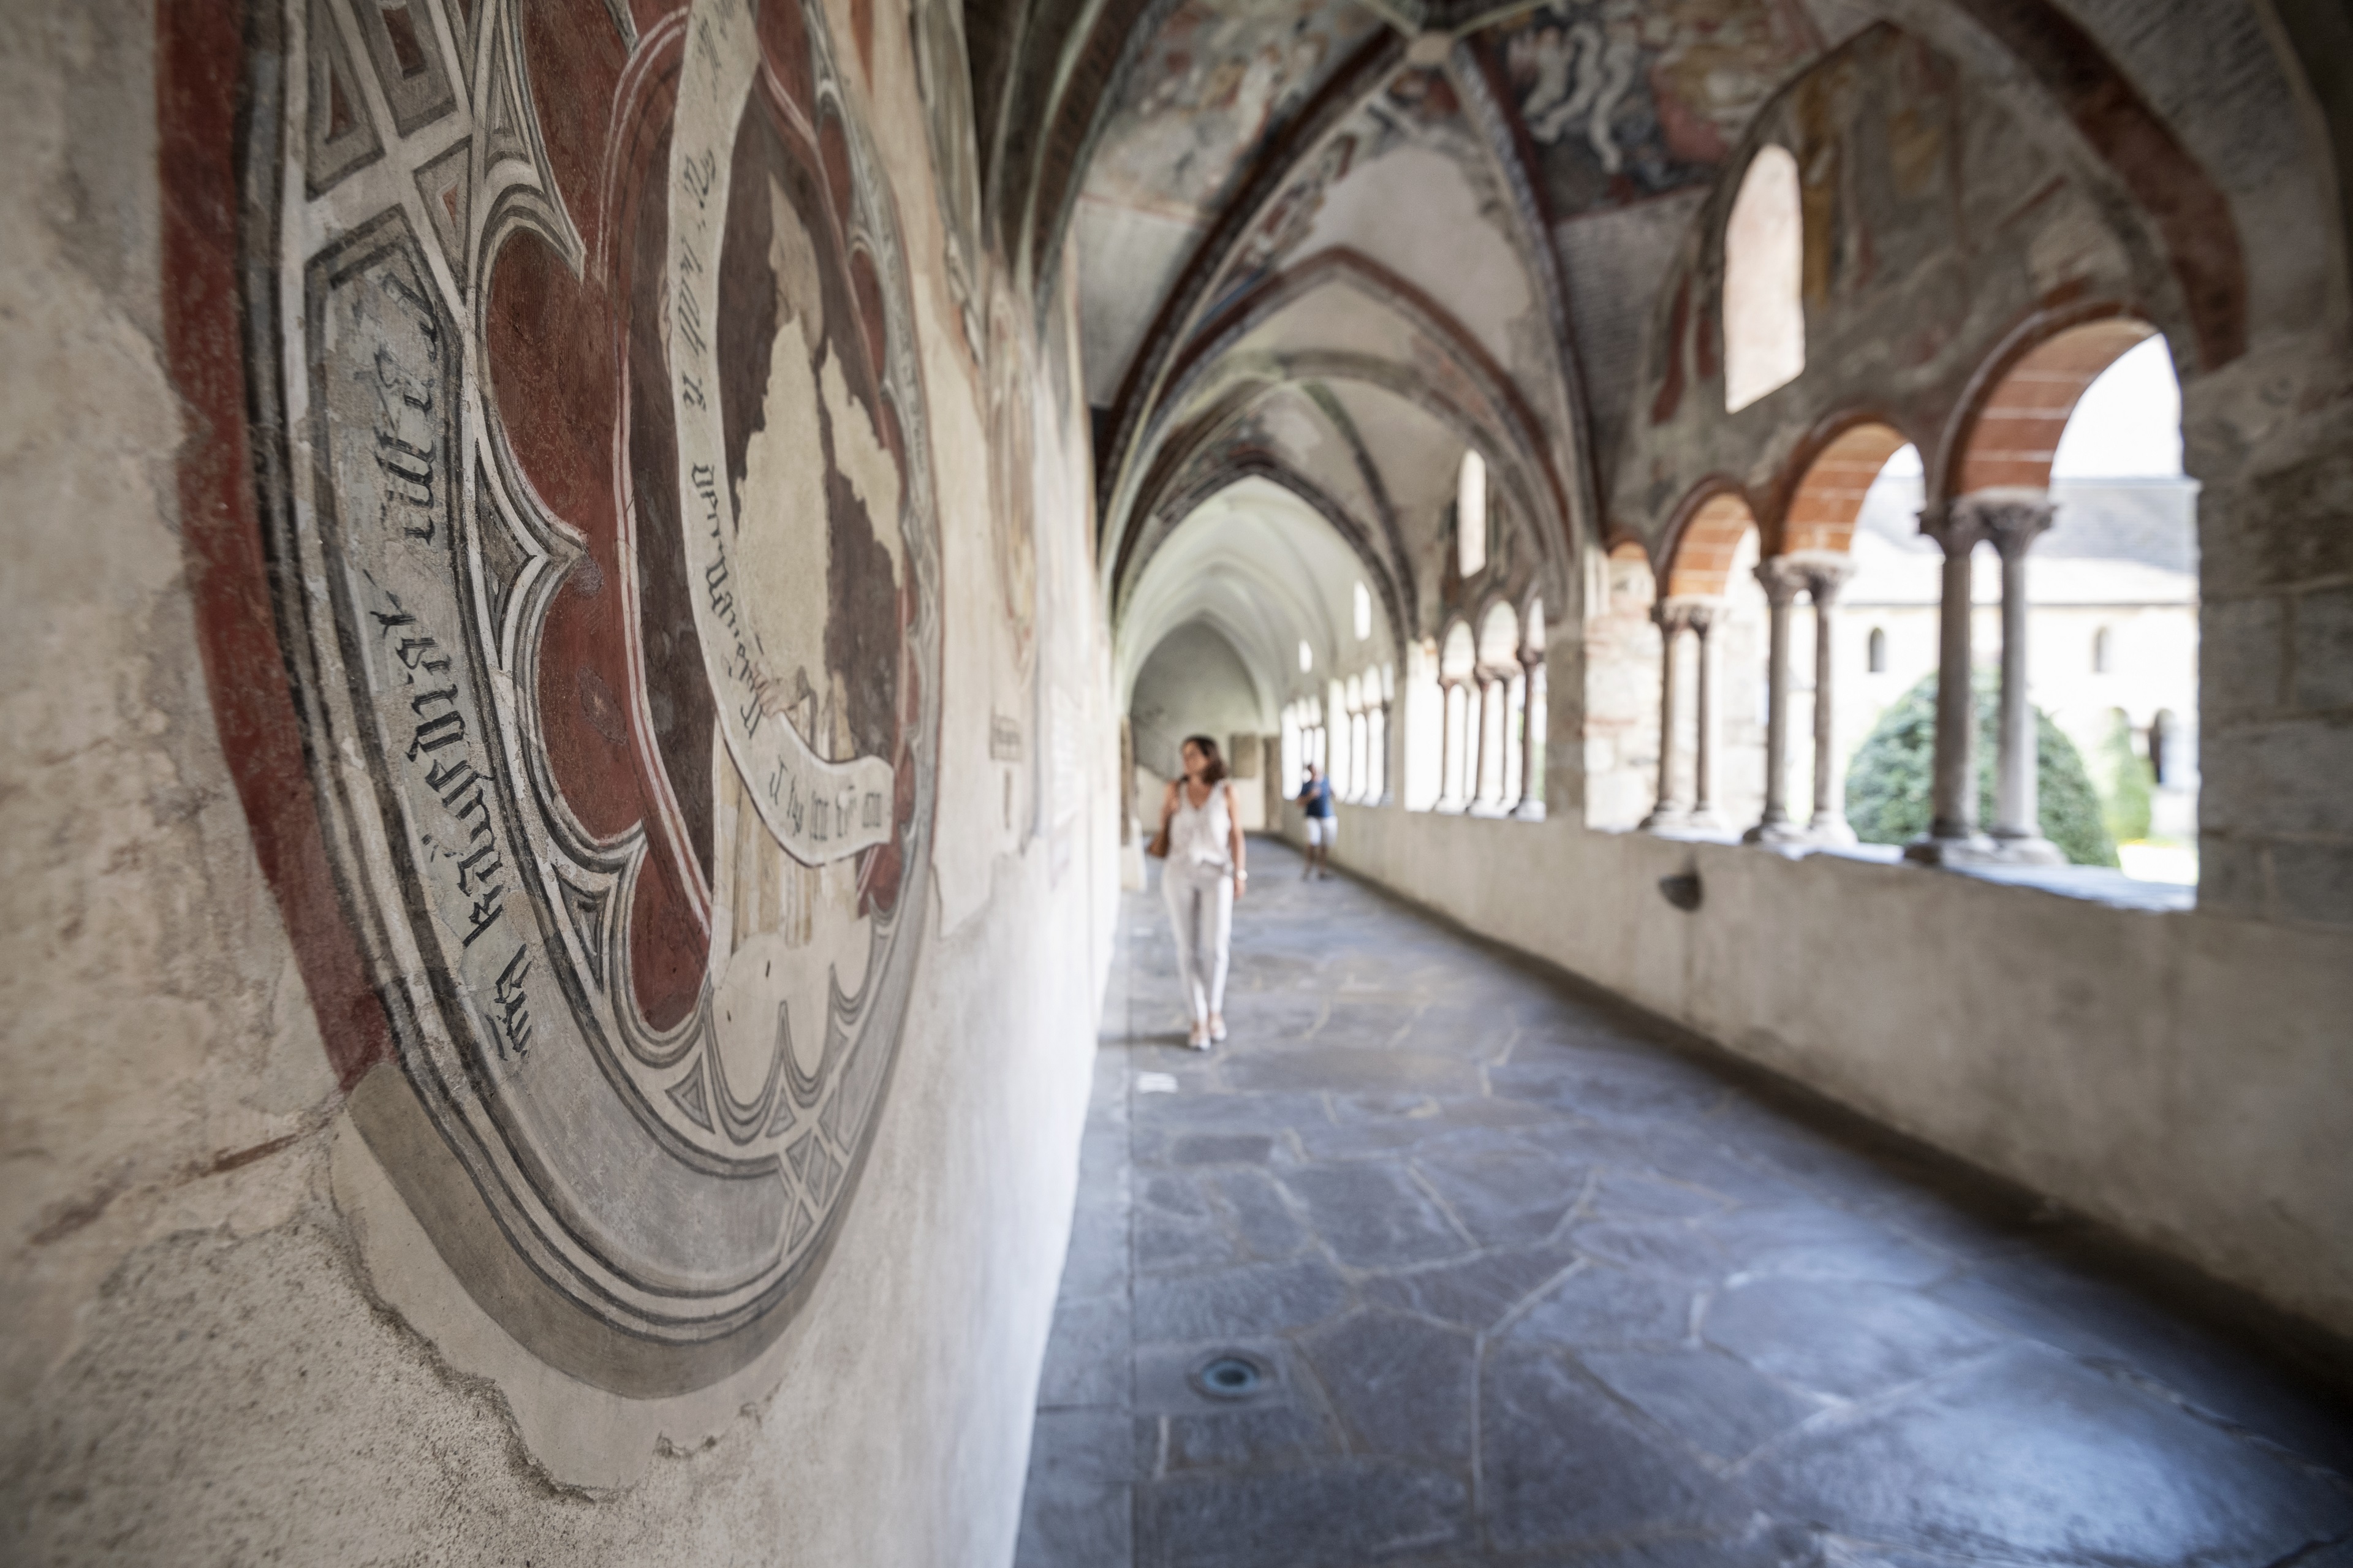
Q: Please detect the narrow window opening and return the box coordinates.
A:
[1867,626,1887,673]
[1457,452,1487,579]
[1724,145,1805,412]
[1354,580,1372,642]
[2092,626,2113,674]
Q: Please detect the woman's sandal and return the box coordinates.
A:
[1208,1015,1227,1042]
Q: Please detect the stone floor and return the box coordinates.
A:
[1012,839,2353,1568]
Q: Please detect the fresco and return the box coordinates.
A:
[200,0,941,1379]
[910,0,984,357]
[1086,0,1382,223]
[1485,0,1816,218]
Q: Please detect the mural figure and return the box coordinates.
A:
[1086,0,1379,221]
[1493,0,1814,216]
[225,0,941,1382]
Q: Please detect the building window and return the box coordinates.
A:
[1354,580,1372,642]
[1298,638,1313,673]
[2092,626,2112,673]
[1457,450,1487,578]
[1867,626,1887,673]
[1724,145,1805,413]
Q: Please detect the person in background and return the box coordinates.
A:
[1157,735,1247,1049]
[1297,762,1336,880]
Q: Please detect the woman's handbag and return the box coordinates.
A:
[1146,789,1172,859]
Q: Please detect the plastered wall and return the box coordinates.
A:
[1,0,1120,1562]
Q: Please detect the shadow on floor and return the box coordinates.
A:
[1017,839,2353,1568]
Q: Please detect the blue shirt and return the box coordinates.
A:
[1299,778,1335,818]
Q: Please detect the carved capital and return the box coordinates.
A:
[1953,488,2055,560]
[1916,501,1984,559]
[1785,548,1859,607]
[1754,555,1810,607]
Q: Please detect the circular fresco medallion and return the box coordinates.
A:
[244,0,936,1380]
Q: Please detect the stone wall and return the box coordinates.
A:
[1,0,1119,1561]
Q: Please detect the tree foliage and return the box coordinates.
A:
[1846,673,2118,866]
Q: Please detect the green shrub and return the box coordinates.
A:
[1846,673,2118,866]
[2099,709,2154,844]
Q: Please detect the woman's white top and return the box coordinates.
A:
[1168,782,1233,873]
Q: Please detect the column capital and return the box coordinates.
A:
[1650,600,1692,635]
[1754,555,1809,606]
[1915,501,1985,559]
[1787,548,1859,606]
[1518,644,1545,673]
[1953,487,2055,560]
[1658,595,1723,635]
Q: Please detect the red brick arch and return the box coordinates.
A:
[1781,422,1912,555]
[1955,317,2158,495]
[1664,491,1759,599]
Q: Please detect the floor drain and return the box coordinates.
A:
[1191,1353,1270,1401]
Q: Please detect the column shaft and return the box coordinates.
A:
[1981,493,2061,863]
[1688,606,1721,829]
[1641,607,1686,830]
[1474,673,1502,811]
[1746,560,1805,845]
[1515,653,1547,818]
[1804,556,1859,846]
[1436,679,1457,810]
[1906,502,1988,862]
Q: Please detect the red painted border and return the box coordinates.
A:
[159,0,393,1091]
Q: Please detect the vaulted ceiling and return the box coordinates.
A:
[960,0,2348,702]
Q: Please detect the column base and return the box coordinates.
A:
[1987,832,2066,866]
[1510,800,1547,822]
[1903,831,1998,866]
[1742,814,1809,848]
[1806,814,1859,849]
[1639,804,1689,832]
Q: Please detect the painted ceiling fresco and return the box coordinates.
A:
[1483,0,1820,219]
[1086,0,1384,223]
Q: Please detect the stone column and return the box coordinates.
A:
[1430,673,1449,809]
[1686,603,1722,831]
[1473,671,1503,811]
[1904,501,1993,863]
[1745,558,1808,846]
[1980,492,2063,863]
[1801,554,1860,846]
[1370,697,1390,805]
[1640,603,1689,830]
[1515,649,1547,818]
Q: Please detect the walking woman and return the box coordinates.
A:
[1156,735,1248,1049]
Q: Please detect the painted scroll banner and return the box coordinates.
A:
[672,0,896,869]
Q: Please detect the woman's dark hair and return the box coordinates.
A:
[1180,735,1229,785]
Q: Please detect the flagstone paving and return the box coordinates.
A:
[1015,839,2353,1568]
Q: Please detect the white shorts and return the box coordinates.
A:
[1305,816,1338,847]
